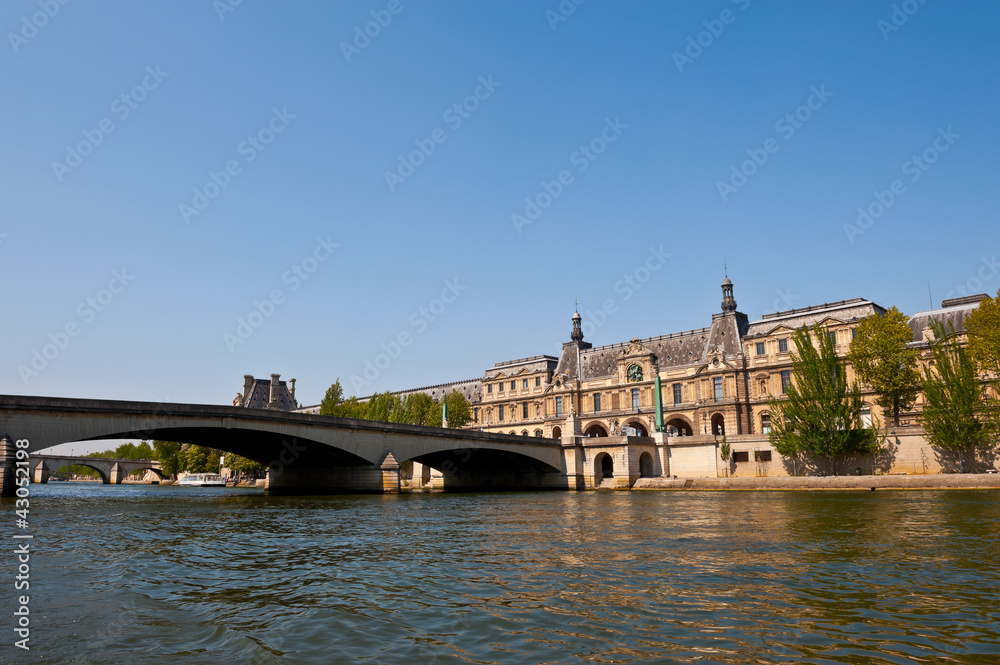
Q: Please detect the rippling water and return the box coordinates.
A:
[10,484,1000,664]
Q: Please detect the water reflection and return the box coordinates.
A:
[21,483,1000,664]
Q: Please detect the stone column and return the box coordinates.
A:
[0,436,16,498]
[652,431,670,478]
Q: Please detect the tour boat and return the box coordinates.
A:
[177,473,226,487]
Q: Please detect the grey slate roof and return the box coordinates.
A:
[745,298,884,338]
[908,295,985,343]
[240,378,297,410]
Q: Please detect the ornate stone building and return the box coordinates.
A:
[295,277,989,481]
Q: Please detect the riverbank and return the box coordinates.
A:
[633,473,1000,490]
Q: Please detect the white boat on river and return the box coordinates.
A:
[177,473,226,487]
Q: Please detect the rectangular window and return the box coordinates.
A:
[511,380,516,391]
[827,331,837,345]
[756,342,765,355]
[499,382,504,392]
[523,379,528,389]
[474,407,479,422]
[732,451,749,463]
[754,450,772,462]
[555,396,563,417]
[631,388,640,410]
[522,402,529,419]
[487,384,493,394]
[760,413,771,434]
[498,405,504,421]
[778,338,788,353]
[713,377,723,402]
[851,328,857,340]
[593,393,601,413]
[535,376,541,387]
[673,383,682,406]
[781,370,791,393]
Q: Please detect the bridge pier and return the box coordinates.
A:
[0,436,16,498]
[32,461,50,484]
[108,462,123,485]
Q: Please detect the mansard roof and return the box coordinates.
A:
[485,355,558,379]
[908,294,985,344]
[239,377,297,411]
[579,326,712,379]
[745,298,884,338]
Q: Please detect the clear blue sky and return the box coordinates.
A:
[3,0,998,414]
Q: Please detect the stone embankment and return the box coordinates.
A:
[634,473,1000,491]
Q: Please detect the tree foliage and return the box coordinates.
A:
[964,289,1000,377]
[921,321,994,472]
[152,440,182,478]
[224,452,265,476]
[319,382,472,428]
[768,323,877,474]
[848,306,921,426]
[319,379,345,416]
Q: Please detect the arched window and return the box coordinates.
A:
[760,412,771,434]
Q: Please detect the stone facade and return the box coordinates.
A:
[445,277,992,479]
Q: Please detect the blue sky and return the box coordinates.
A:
[2,0,998,415]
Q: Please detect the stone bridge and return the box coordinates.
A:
[29,454,163,484]
[0,394,576,496]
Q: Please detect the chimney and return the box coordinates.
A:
[243,375,254,401]
[289,378,296,406]
[268,374,281,409]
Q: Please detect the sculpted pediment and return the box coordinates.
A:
[619,337,652,358]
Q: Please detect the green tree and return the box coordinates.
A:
[848,306,921,426]
[224,452,265,476]
[178,444,223,473]
[769,323,876,475]
[965,289,1000,377]
[427,390,472,428]
[152,440,182,478]
[319,379,345,416]
[402,392,437,426]
[921,321,993,472]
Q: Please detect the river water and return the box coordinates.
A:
[8,484,1000,664]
